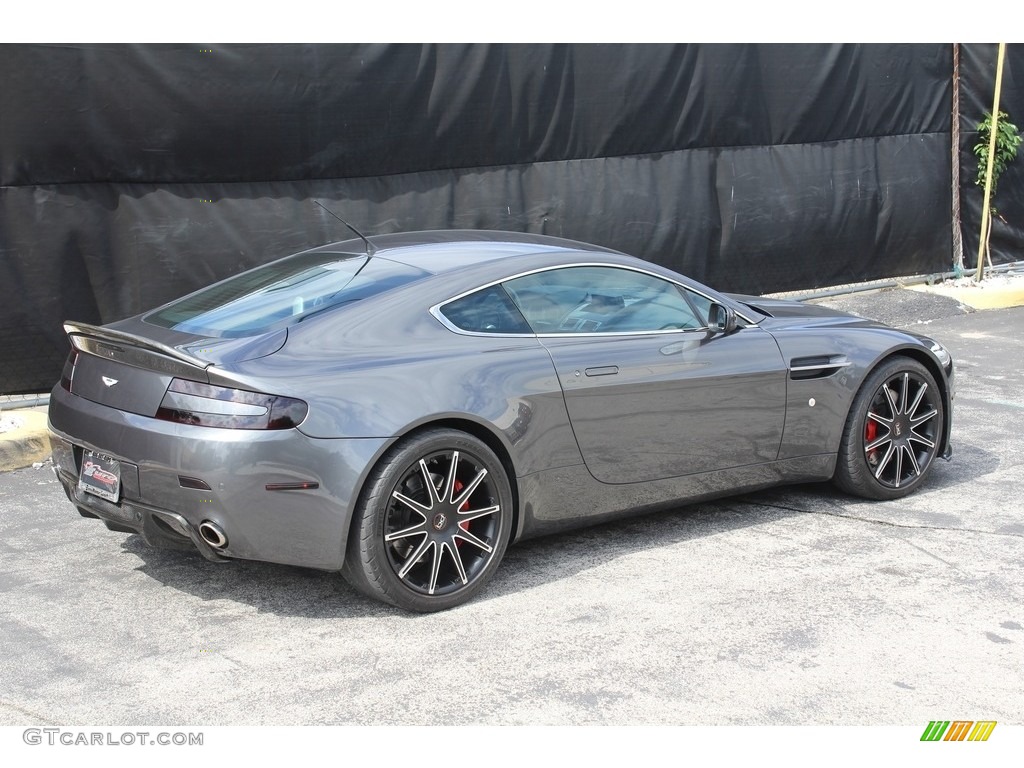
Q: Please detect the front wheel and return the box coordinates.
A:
[833,357,945,500]
[342,429,513,612]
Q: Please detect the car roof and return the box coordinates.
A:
[302,230,625,275]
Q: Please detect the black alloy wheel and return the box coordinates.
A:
[834,357,944,500]
[343,429,513,612]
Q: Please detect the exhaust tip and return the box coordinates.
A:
[198,520,228,549]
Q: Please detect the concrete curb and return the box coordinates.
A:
[0,409,51,472]
[906,276,1024,310]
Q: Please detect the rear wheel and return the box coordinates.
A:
[342,429,513,612]
[834,357,944,499]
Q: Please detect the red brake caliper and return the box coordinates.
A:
[865,419,878,465]
[453,480,470,544]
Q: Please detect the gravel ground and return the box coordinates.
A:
[0,296,1021,728]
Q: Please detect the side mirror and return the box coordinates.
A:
[708,303,738,335]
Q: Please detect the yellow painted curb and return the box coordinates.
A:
[907,279,1024,310]
[0,410,51,471]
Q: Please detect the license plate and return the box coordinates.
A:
[79,451,122,503]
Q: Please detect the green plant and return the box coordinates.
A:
[974,110,1022,198]
[973,110,1022,279]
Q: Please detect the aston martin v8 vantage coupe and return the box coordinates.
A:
[48,230,954,611]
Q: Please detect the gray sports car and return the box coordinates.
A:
[48,230,954,611]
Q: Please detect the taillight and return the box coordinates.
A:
[156,379,307,430]
[60,350,79,392]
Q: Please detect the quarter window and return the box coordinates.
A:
[438,285,532,334]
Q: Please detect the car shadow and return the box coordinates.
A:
[120,496,799,620]
[481,496,802,606]
[919,439,1000,491]
[120,536,394,619]
[119,438,997,618]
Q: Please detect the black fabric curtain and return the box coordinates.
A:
[0,44,956,393]
[958,44,1024,270]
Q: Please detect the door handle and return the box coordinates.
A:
[584,366,619,377]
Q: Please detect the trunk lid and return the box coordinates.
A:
[64,320,286,416]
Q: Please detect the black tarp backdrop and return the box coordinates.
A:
[1,43,956,393]
[959,44,1024,270]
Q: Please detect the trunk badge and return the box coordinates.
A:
[101,376,119,387]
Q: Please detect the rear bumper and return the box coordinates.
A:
[48,385,389,571]
[54,464,231,562]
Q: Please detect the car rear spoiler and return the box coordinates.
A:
[64,321,212,381]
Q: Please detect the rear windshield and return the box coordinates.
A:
[145,252,429,337]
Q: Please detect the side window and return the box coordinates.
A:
[504,266,703,334]
[438,284,532,334]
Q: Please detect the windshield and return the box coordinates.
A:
[145,252,429,337]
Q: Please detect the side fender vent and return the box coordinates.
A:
[790,355,850,380]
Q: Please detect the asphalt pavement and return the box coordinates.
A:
[0,294,1022,726]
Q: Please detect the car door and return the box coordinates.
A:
[503,265,788,484]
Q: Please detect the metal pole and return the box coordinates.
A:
[976,43,1007,282]
[952,43,964,276]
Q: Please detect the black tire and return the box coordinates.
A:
[834,356,944,500]
[342,428,513,612]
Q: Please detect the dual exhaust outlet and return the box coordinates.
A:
[198,520,228,550]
